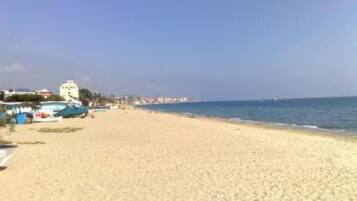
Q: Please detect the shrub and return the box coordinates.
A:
[46,95,65,101]
[5,94,44,102]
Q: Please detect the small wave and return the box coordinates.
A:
[332,129,346,133]
[301,125,320,129]
[183,112,198,118]
[271,122,287,126]
[245,120,260,124]
[229,117,242,121]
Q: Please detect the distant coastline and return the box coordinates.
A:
[139,97,357,135]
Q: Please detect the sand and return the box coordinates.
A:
[0,109,356,201]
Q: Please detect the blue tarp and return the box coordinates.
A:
[16,113,27,124]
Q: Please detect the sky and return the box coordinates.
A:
[0,0,357,100]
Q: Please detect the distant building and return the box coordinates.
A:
[116,95,194,105]
[1,88,35,100]
[59,80,79,101]
[36,89,53,99]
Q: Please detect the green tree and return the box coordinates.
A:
[79,88,93,101]
[93,92,101,99]
[46,95,65,101]
[0,91,4,101]
[5,94,44,102]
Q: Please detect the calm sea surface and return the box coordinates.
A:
[141,97,357,134]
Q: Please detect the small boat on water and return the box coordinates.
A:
[0,144,17,167]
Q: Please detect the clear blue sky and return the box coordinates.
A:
[0,0,357,100]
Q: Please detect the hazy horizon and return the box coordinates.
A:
[1,0,357,101]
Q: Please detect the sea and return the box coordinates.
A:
[141,97,357,135]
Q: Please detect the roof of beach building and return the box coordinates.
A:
[40,101,68,105]
[36,89,51,93]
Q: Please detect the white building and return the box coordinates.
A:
[59,80,79,101]
[36,89,53,99]
[1,89,35,100]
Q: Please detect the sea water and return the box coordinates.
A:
[141,97,357,134]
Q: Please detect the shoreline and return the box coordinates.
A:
[138,97,357,137]
[137,107,357,144]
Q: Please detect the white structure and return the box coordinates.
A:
[1,89,35,100]
[36,89,53,99]
[59,80,79,101]
[0,102,34,116]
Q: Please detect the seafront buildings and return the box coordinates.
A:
[0,89,55,101]
[1,80,194,106]
[116,95,194,105]
[36,89,53,99]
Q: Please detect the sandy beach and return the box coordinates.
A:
[1,109,356,201]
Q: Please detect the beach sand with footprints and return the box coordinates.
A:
[1,109,356,201]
